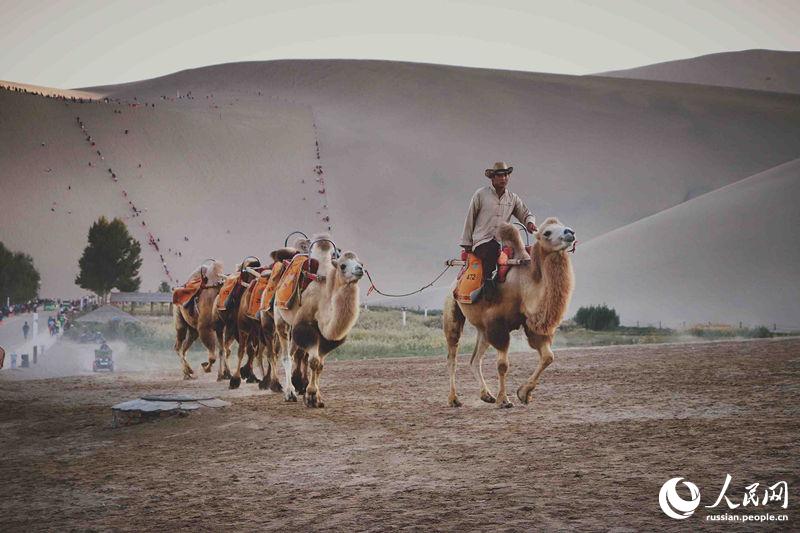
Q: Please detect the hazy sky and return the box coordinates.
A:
[2,0,799,88]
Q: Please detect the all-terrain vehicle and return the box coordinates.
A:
[93,342,114,372]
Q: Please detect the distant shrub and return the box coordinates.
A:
[574,305,620,331]
[747,326,773,338]
[688,325,773,339]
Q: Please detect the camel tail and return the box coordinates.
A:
[496,223,530,261]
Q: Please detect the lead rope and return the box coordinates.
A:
[364,264,453,298]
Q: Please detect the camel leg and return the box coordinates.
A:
[278,323,298,402]
[259,329,283,392]
[255,336,268,386]
[292,349,309,395]
[174,312,196,379]
[176,327,198,380]
[198,321,217,374]
[220,326,235,380]
[240,331,259,384]
[292,322,321,406]
[517,331,555,404]
[213,322,227,380]
[486,321,513,408]
[443,295,465,407]
[229,330,248,389]
[304,347,324,408]
[268,331,284,392]
[244,343,260,383]
[469,332,495,404]
[282,341,299,402]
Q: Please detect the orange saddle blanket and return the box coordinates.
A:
[256,262,287,315]
[216,274,240,310]
[173,276,202,305]
[275,255,321,311]
[454,253,484,304]
[275,255,309,311]
[245,275,270,319]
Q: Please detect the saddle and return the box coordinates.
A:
[453,246,523,304]
[454,252,483,304]
[216,274,241,311]
[256,261,287,316]
[173,277,202,306]
[275,255,321,311]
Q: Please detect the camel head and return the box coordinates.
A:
[331,251,364,285]
[536,217,575,253]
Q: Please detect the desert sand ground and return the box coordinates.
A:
[1,337,797,531]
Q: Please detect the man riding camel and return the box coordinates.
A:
[461,161,537,301]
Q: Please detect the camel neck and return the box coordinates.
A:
[319,277,360,341]
[526,243,574,336]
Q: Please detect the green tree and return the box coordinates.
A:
[157,281,171,293]
[575,304,620,331]
[0,242,41,304]
[76,217,142,301]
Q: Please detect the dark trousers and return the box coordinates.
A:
[473,240,501,280]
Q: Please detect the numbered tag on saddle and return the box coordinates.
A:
[454,253,483,304]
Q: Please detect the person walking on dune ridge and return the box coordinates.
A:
[461,161,537,301]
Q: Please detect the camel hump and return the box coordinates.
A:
[271,247,299,262]
[496,223,530,261]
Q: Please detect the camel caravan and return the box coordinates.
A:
[172,233,364,408]
[171,161,575,409]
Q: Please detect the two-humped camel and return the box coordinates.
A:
[173,260,227,380]
[274,236,364,407]
[234,248,299,393]
[213,257,262,389]
[444,218,575,407]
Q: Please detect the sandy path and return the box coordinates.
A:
[0,338,798,531]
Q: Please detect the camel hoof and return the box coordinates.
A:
[292,375,308,395]
[229,377,241,389]
[499,399,514,409]
[222,369,232,380]
[245,375,258,384]
[258,379,269,390]
[305,393,324,408]
[480,391,497,404]
[183,373,196,381]
[240,366,252,380]
[516,387,531,404]
[200,361,212,372]
[448,397,462,408]
[285,391,298,402]
[270,380,284,393]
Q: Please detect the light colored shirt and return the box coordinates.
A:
[461,186,535,248]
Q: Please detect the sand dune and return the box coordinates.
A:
[599,49,800,95]
[2,57,799,329]
[569,158,800,328]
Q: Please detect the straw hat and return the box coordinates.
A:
[485,161,513,178]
